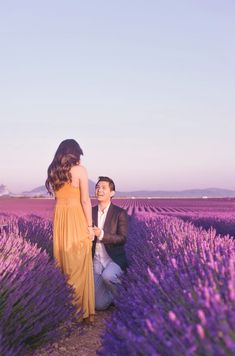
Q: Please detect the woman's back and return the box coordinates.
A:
[55,182,81,203]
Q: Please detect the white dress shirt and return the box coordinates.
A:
[94,203,112,269]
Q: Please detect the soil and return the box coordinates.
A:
[31,308,113,356]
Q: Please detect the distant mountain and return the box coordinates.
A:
[18,186,235,198]
[21,180,97,197]
[116,187,235,198]
[22,185,49,197]
[2,182,235,198]
[88,180,96,195]
[0,184,10,197]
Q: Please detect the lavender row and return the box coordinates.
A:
[18,215,53,257]
[128,208,235,240]
[0,214,53,257]
[109,197,235,216]
[0,215,78,356]
[99,214,235,355]
[107,199,235,238]
[167,212,235,240]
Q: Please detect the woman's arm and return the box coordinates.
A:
[78,166,93,227]
[71,165,93,231]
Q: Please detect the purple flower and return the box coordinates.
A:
[0,214,79,355]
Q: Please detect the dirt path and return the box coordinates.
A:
[32,309,113,356]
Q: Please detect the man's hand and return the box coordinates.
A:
[93,225,102,239]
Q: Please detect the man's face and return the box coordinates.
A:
[95,181,114,203]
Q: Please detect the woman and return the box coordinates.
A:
[45,139,95,321]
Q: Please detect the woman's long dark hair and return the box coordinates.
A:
[45,139,83,195]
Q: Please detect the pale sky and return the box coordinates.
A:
[1,0,235,193]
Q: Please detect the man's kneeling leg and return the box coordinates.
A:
[94,272,113,310]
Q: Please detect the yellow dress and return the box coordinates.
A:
[53,182,95,320]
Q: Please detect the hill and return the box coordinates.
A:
[3,184,235,198]
[0,184,10,197]
[20,180,97,197]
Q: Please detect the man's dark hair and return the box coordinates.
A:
[96,176,116,192]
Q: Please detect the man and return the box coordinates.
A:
[92,176,128,310]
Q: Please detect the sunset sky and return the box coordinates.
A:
[1,1,235,193]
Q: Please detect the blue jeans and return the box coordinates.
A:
[93,259,123,310]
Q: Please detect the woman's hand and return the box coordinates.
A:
[88,226,95,241]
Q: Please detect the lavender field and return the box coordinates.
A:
[0,197,235,355]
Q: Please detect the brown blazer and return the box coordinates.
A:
[92,203,128,270]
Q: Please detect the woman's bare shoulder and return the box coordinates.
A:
[71,164,87,177]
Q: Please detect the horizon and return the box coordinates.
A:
[1,182,235,195]
[1,1,235,191]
